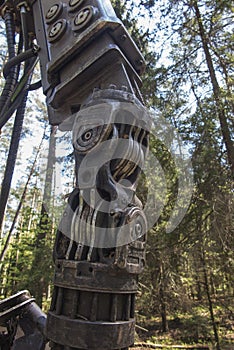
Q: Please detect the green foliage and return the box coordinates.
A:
[113,1,234,348]
[0,1,233,348]
[0,188,54,304]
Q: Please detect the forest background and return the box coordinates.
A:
[0,1,233,349]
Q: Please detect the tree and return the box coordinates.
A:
[29,125,57,306]
[118,1,233,346]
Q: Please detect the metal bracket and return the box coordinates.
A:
[0,291,47,350]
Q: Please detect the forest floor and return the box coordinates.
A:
[134,310,234,350]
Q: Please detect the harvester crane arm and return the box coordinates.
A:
[0,1,151,349]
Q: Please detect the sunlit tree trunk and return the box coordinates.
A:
[196,213,221,350]
[30,125,57,307]
[193,0,234,177]
[159,260,169,332]
[0,133,45,266]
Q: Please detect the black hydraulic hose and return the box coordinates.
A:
[0,58,35,230]
[4,11,15,58]
[0,11,39,233]
[29,80,42,91]
[3,48,38,79]
[0,89,29,234]
[0,57,38,129]
[0,11,18,112]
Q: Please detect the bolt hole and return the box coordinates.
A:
[82,129,93,142]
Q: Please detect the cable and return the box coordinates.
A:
[0,56,38,129]
[29,80,42,91]
[0,55,36,234]
[0,5,40,129]
[0,6,40,235]
[0,5,39,232]
[0,11,18,112]
[3,48,38,79]
[0,90,29,234]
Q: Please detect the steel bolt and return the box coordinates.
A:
[121,85,128,92]
[135,222,142,235]
[46,4,63,24]
[46,4,59,20]
[69,0,84,12]
[75,8,91,26]
[108,84,117,90]
[69,0,83,7]
[82,130,93,141]
[48,20,66,42]
[49,21,63,38]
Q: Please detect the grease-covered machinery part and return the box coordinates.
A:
[29,0,146,125]
[46,89,151,350]
[0,1,150,349]
[0,290,47,350]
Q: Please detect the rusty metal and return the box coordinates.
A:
[29,0,145,125]
[0,291,47,349]
[47,87,150,349]
[0,1,149,349]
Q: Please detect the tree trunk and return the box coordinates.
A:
[201,250,221,350]
[0,133,45,267]
[194,270,202,301]
[36,125,57,243]
[159,262,169,332]
[196,211,221,350]
[193,0,234,177]
[0,94,27,236]
[30,125,57,307]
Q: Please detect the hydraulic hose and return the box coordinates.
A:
[0,11,18,113]
[0,56,38,130]
[0,89,29,234]
[3,48,38,79]
[29,80,42,91]
[0,52,36,232]
[4,11,15,60]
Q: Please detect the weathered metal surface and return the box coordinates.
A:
[47,87,150,349]
[29,0,145,125]
[47,315,135,349]
[0,291,47,350]
[52,260,138,292]
[0,1,149,349]
[0,291,34,326]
